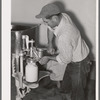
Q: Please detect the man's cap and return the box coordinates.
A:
[36,3,61,19]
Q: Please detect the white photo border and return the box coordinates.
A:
[1,0,99,100]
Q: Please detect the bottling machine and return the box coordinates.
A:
[11,24,50,100]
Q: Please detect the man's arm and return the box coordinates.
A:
[39,55,57,65]
[47,29,54,46]
[47,29,55,54]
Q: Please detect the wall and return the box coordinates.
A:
[11,0,96,60]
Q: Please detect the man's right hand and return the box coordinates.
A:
[47,46,55,55]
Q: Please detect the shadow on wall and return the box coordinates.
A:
[52,1,94,60]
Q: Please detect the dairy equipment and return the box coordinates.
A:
[11,25,45,100]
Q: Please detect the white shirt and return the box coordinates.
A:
[47,13,89,81]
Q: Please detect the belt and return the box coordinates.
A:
[71,55,92,65]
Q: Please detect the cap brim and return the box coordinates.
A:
[35,15,41,18]
[36,12,60,19]
[35,14,45,19]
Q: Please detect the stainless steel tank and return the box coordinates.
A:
[11,24,39,53]
[11,24,39,72]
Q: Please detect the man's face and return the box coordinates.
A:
[42,17,57,28]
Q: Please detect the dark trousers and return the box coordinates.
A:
[60,56,91,100]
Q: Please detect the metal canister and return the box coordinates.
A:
[37,48,44,59]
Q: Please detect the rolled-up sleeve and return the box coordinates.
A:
[56,34,73,64]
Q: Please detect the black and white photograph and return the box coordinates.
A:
[2,0,98,100]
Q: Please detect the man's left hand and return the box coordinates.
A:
[39,56,50,65]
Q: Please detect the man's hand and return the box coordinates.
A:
[39,56,50,65]
[47,47,55,55]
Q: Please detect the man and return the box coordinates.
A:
[36,3,91,100]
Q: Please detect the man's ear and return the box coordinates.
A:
[52,16,58,22]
